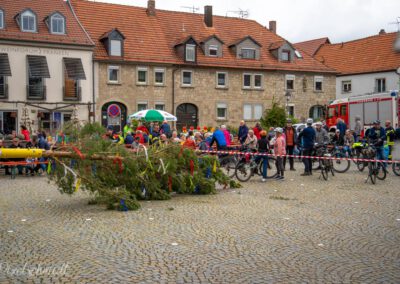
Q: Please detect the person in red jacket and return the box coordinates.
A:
[253,122,262,140]
[20,125,30,142]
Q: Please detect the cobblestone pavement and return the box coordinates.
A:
[1,164,400,283]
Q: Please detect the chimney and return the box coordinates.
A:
[204,6,213,28]
[379,29,386,35]
[147,0,156,16]
[269,21,277,34]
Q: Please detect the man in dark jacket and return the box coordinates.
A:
[336,118,347,137]
[283,119,297,171]
[367,120,386,169]
[298,118,316,176]
[238,120,249,145]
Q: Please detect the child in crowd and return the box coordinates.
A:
[274,128,286,180]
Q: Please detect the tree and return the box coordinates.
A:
[260,102,287,129]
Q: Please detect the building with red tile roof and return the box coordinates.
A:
[294,37,331,57]
[71,0,336,128]
[312,31,400,99]
[0,0,95,135]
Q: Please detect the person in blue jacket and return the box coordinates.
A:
[238,120,249,145]
[297,118,316,176]
[367,120,387,169]
[210,126,227,151]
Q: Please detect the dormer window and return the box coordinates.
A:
[21,10,37,32]
[185,44,196,62]
[241,48,256,59]
[110,40,122,56]
[0,10,4,29]
[100,28,125,57]
[229,36,261,60]
[209,45,218,56]
[50,13,65,34]
[281,50,291,62]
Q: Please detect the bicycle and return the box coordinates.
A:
[352,140,369,172]
[314,144,335,180]
[392,162,400,176]
[235,149,278,182]
[219,152,239,178]
[363,146,386,184]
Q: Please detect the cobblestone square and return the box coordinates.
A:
[1,165,400,283]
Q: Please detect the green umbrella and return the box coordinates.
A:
[128,109,177,122]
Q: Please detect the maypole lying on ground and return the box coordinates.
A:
[0,123,240,211]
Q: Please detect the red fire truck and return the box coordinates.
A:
[326,91,399,133]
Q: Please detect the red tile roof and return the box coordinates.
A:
[315,33,400,75]
[294,37,330,56]
[0,0,94,47]
[71,0,335,73]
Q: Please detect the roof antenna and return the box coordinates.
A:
[180,6,199,13]
[226,8,249,19]
[389,17,400,32]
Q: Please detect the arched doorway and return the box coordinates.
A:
[176,103,198,130]
[309,105,325,121]
[101,102,127,132]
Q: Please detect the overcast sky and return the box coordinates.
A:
[98,0,400,43]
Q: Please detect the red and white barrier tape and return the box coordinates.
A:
[196,149,400,164]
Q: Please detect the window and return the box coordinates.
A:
[182,70,192,86]
[209,45,218,57]
[137,67,148,85]
[281,50,291,61]
[243,104,263,120]
[241,48,256,59]
[154,68,165,85]
[21,10,36,32]
[155,103,165,111]
[0,76,6,98]
[243,104,252,120]
[342,81,352,93]
[185,44,196,62]
[243,74,252,89]
[254,104,263,119]
[137,103,148,111]
[286,75,295,90]
[50,13,65,34]
[294,50,302,58]
[288,106,295,117]
[0,10,4,29]
[28,77,45,99]
[108,65,120,83]
[340,105,347,116]
[216,72,227,88]
[110,40,122,57]
[375,78,386,92]
[314,76,323,92]
[254,74,263,89]
[216,103,227,120]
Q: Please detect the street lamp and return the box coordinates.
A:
[285,91,292,117]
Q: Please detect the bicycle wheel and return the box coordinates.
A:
[330,160,335,176]
[332,152,350,173]
[393,162,400,176]
[235,161,253,182]
[265,157,278,179]
[220,156,237,178]
[312,157,320,170]
[376,163,387,181]
[320,161,328,180]
[355,153,366,172]
[368,163,376,184]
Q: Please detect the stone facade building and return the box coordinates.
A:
[72,0,336,131]
[0,0,94,135]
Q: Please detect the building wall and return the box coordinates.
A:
[336,71,399,99]
[97,62,336,128]
[0,43,93,134]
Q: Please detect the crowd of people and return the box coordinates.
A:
[1,117,398,179]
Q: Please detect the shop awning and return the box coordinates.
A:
[27,55,50,78]
[63,58,86,80]
[0,53,12,76]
